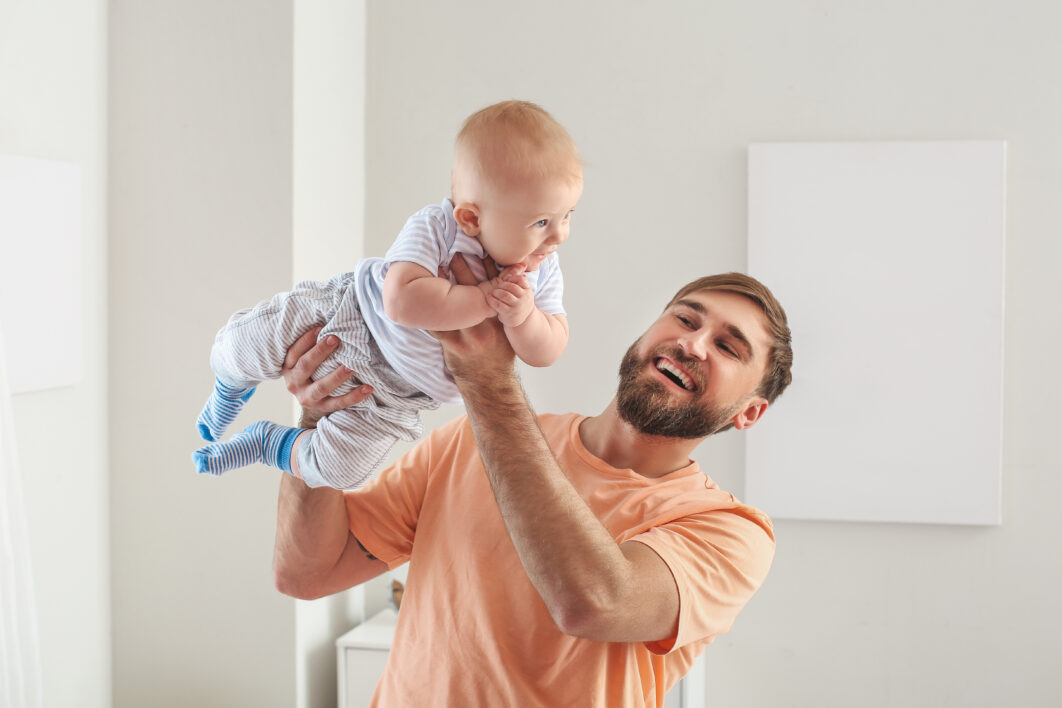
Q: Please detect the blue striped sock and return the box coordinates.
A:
[196,377,257,442]
[192,420,302,477]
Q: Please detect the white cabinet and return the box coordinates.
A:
[336,608,397,708]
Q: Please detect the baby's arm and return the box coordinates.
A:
[488,270,569,367]
[506,311,569,367]
[383,261,496,330]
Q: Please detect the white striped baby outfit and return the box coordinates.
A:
[207,199,566,489]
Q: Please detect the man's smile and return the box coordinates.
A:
[652,356,698,393]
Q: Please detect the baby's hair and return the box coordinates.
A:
[452,100,582,200]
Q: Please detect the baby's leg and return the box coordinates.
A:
[198,287,333,441]
[196,378,257,442]
[294,407,409,489]
[191,406,404,488]
[192,420,304,477]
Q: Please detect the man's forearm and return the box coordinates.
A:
[456,371,633,636]
[436,254,676,641]
[273,417,388,599]
[274,475,354,598]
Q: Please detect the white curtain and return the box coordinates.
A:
[0,324,42,708]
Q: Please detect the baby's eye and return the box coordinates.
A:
[563,211,573,222]
[532,219,549,228]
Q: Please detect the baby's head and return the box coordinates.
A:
[451,100,583,271]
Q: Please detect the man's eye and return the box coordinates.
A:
[676,315,693,327]
[719,342,737,357]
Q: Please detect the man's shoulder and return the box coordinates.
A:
[535,411,581,436]
[427,411,579,436]
[415,412,583,465]
[425,413,472,441]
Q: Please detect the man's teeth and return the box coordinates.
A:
[655,360,693,391]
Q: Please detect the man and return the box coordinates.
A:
[273,258,793,707]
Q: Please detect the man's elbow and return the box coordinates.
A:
[551,609,600,639]
[546,592,617,640]
[274,565,325,601]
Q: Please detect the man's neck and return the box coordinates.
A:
[578,400,704,479]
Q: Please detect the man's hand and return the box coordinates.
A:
[432,254,517,386]
[282,327,373,427]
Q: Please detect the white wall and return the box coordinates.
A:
[109,2,297,706]
[0,1,110,706]
[16,0,1059,705]
[292,2,368,707]
[362,1,1062,706]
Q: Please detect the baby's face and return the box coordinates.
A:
[474,177,583,271]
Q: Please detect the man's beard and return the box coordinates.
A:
[615,339,741,439]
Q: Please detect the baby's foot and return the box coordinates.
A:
[192,420,301,476]
[196,378,256,441]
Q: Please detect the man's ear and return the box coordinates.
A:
[453,203,481,236]
[731,397,768,431]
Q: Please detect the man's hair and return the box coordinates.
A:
[452,100,582,199]
[668,273,793,404]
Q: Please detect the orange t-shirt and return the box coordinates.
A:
[346,413,775,708]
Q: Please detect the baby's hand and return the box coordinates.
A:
[474,263,525,306]
[485,264,535,327]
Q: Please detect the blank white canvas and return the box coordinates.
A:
[746,142,1005,525]
[0,155,83,393]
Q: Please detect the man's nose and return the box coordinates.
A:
[678,331,708,360]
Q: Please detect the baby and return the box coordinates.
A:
[192,100,583,489]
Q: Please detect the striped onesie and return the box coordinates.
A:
[193,199,566,489]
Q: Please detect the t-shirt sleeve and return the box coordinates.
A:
[343,418,460,569]
[532,253,566,316]
[632,507,776,654]
[384,206,450,276]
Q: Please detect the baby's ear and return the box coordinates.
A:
[453,203,480,236]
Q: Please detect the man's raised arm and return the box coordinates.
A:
[433,257,680,643]
[272,328,388,599]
